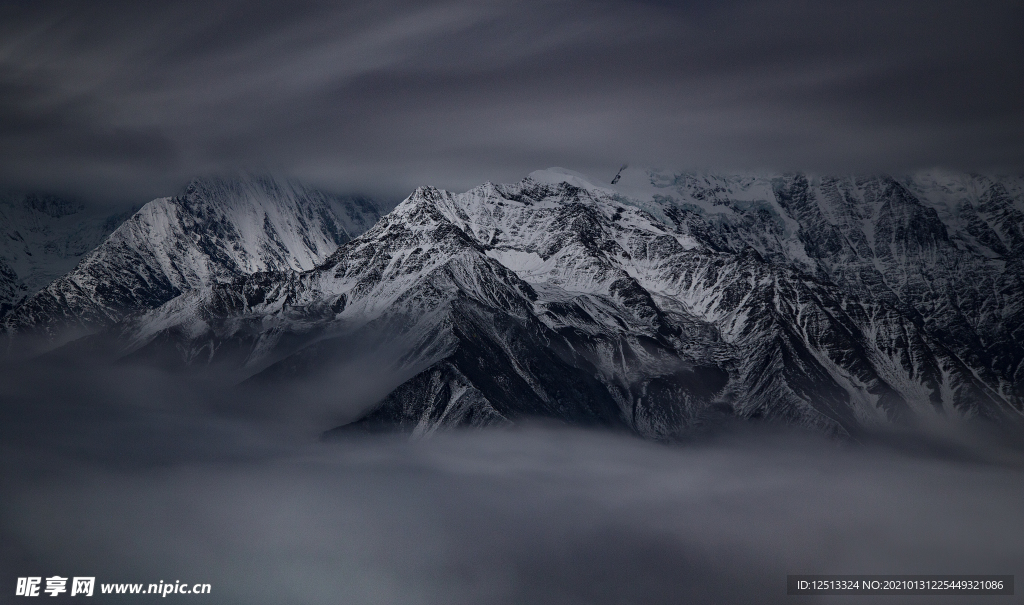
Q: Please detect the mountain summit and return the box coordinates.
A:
[75,167,1024,438]
[1,175,381,351]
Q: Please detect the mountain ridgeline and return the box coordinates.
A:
[2,168,1022,438]
[1,175,382,351]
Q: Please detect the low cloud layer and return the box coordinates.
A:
[1,356,1022,604]
[1,0,1022,205]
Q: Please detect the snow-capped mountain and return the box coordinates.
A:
[2,175,382,351]
[605,167,1024,411]
[0,192,134,314]
[106,168,1024,438]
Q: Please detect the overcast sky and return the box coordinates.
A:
[1,0,1022,204]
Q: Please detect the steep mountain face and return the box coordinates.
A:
[111,169,1024,438]
[0,257,20,317]
[0,192,134,313]
[1,176,381,350]
[608,168,1024,411]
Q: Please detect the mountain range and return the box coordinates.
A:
[2,168,1021,438]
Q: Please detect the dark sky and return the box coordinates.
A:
[1,0,1022,204]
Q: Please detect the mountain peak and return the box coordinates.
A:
[5,167,1023,438]
[2,176,383,350]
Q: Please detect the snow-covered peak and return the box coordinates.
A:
[3,175,384,344]
[91,166,1024,437]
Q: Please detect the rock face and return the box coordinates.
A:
[0,257,21,317]
[1,176,381,349]
[103,168,1023,438]
[0,192,134,314]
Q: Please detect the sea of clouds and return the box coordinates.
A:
[1,355,1022,604]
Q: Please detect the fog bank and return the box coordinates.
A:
[1,359,1022,604]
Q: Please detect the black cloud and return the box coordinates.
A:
[0,0,1021,204]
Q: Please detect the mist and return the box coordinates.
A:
[1,355,1022,604]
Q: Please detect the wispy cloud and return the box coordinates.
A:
[0,0,1021,204]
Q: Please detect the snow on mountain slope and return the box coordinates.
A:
[417,173,1018,430]
[0,192,134,313]
[588,167,1024,407]
[2,175,382,350]
[112,169,1024,438]
[120,188,629,432]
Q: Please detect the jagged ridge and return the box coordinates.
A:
[16,168,1024,438]
[1,175,381,351]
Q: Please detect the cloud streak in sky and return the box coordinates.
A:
[0,0,1022,203]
